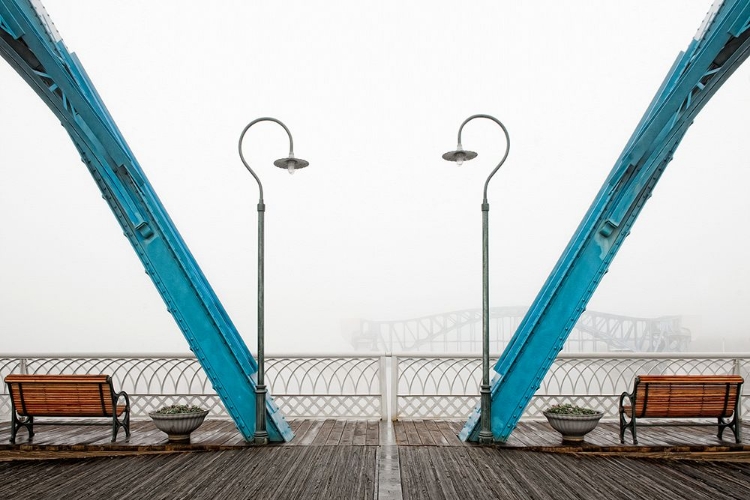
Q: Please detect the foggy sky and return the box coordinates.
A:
[1,1,748,354]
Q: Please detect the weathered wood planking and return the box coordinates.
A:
[393,420,750,452]
[0,447,377,499]
[1,418,749,454]
[399,447,750,500]
[0,419,380,451]
[2,418,750,499]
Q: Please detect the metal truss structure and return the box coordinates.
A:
[462,0,750,442]
[0,0,292,442]
[2,0,748,446]
[350,307,691,354]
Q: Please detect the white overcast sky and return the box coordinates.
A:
[1,0,748,354]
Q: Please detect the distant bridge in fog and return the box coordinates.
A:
[347,307,691,353]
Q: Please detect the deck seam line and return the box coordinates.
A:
[377,420,403,500]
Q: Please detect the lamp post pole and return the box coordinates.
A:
[443,114,510,444]
[238,117,309,445]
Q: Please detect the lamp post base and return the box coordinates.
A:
[478,384,493,444]
[253,432,269,445]
[478,431,494,444]
[254,384,268,445]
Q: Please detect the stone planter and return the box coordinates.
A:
[149,410,209,443]
[543,411,603,442]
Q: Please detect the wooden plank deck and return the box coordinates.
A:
[1,418,749,453]
[0,446,378,499]
[0,418,381,452]
[1,446,748,500]
[398,447,750,500]
[393,420,750,454]
[2,419,750,499]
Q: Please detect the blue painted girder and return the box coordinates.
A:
[462,0,750,442]
[0,0,293,442]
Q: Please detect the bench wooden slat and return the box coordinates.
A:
[5,374,111,383]
[635,375,743,383]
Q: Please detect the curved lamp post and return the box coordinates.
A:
[238,117,309,445]
[443,114,510,443]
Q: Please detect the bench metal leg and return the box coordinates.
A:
[111,412,131,442]
[619,409,637,444]
[10,411,33,444]
[619,391,638,444]
[111,392,131,442]
[718,416,741,444]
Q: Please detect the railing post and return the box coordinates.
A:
[391,355,399,421]
[379,355,388,421]
[734,357,744,427]
[20,357,27,375]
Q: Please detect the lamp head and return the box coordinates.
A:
[274,156,309,175]
[442,148,477,167]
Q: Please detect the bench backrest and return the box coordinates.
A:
[5,374,117,417]
[633,374,743,419]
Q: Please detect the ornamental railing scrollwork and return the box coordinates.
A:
[393,354,750,420]
[1,353,747,424]
[0,355,386,420]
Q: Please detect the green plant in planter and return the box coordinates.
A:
[152,404,206,415]
[545,403,598,416]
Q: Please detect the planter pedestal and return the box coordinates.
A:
[543,411,603,443]
[149,410,209,443]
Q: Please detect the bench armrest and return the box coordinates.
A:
[115,390,130,410]
[619,390,634,413]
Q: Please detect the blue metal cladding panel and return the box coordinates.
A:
[462,0,750,442]
[0,0,293,442]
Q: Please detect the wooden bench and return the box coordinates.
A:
[5,374,131,444]
[619,374,743,444]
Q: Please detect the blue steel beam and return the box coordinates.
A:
[0,0,293,442]
[462,0,750,442]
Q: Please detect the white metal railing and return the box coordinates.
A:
[1,353,747,423]
[393,353,750,420]
[266,355,386,418]
[0,354,386,420]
